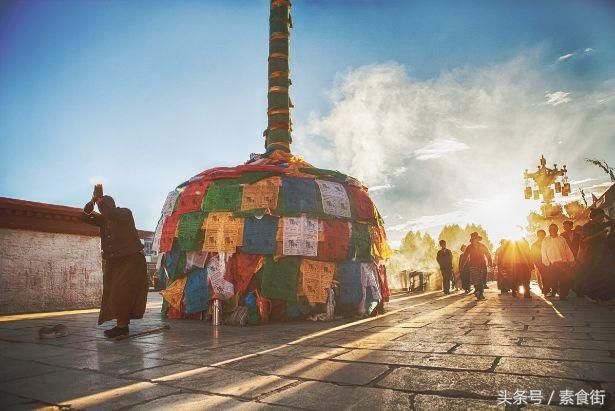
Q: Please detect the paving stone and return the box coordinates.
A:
[0,341,84,361]
[38,350,173,375]
[266,344,350,360]
[222,354,389,385]
[261,380,413,410]
[467,330,593,340]
[521,337,615,351]
[150,346,265,367]
[331,339,456,354]
[124,363,204,380]
[375,367,598,398]
[0,369,178,409]
[292,336,354,346]
[0,391,55,410]
[67,384,179,410]
[325,330,410,341]
[372,332,520,346]
[128,392,264,410]
[378,321,430,328]
[527,325,612,333]
[588,332,615,341]
[62,340,163,356]
[454,344,614,363]
[335,349,495,371]
[495,357,615,382]
[413,394,501,410]
[0,326,103,345]
[153,366,296,399]
[0,357,63,382]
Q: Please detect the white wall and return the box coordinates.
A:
[0,228,103,314]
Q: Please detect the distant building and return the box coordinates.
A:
[592,183,615,217]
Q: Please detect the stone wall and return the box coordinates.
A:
[0,228,103,314]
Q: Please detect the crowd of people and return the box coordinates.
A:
[436,208,615,302]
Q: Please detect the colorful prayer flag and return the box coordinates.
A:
[260,256,300,302]
[241,177,281,211]
[298,259,335,303]
[203,212,244,253]
[282,215,318,257]
[280,177,320,214]
[184,268,209,314]
[316,179,351,218]
[243,215,279,254]
[203,180,243,211]
[160,276,187,311]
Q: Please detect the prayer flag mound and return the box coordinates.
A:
[154,150,392,323]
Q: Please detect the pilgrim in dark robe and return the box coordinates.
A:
[83,191,148,338]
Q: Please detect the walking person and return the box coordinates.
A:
[83,185,148,338]
[541,223,575,300]
[459,245,472,293]
[531,229,547,295]
[465,232,492,300]
[436,240,454,295]
[562,220,581,258]
[495,240,513,294]
[513,239,533,299]
[561,220,582,297]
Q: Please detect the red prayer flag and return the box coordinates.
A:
[160,213,181,252]
[176,179,210,214]
[224,253,264,294]
[318,220,350,260]
[347,186,376,220]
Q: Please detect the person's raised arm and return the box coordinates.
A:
[82,199,103,227]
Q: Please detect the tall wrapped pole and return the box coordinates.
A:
[265,0,293,153]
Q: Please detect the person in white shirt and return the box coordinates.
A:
[541,223,576,300]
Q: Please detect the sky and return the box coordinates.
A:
[1,0,614,247]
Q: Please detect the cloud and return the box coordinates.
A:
[392,166,407,176]
[295,53,615,245]
[388,210,466,233]
[414,138,470,160]
[369,184,393,192]
[557,53,575,62]
[569,177,597,185]
[545,91,571,106]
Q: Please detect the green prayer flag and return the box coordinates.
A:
[202,180,243,211]
[260,256,300,302]
[177,211,207,251]
[350,222,373,262]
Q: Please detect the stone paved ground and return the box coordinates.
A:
[0,284,614,410]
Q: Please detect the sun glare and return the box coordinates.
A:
[469,191,536,243]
